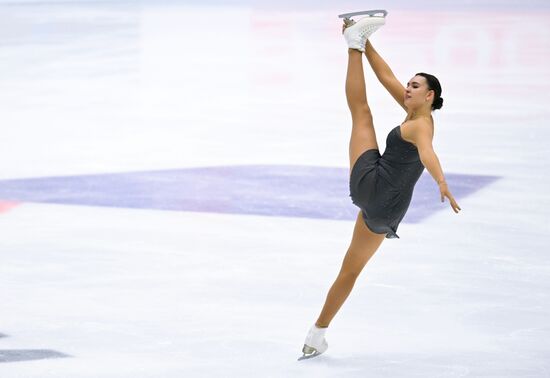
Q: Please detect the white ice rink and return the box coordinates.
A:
[1,1,550,377]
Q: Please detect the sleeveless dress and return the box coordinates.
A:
[349,125,425,238]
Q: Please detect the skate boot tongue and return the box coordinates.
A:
[313,325,327,337]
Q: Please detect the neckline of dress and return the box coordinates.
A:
[395,125,417,148]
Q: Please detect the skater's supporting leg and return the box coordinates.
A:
[315,211,385,327]
[346,49,379,174]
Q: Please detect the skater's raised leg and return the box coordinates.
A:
[341,14,386,174]
[299,13,387,360]
[314,210,385,328]
[346,48,379,175]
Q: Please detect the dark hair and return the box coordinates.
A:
[415,72,443,111]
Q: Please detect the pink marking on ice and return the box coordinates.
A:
[0,201,20,213]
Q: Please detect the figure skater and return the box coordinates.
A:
[299,12,461,360]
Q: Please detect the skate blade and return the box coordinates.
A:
[297,344,322,361]
[338,9,388,20]
[297,351,322,361]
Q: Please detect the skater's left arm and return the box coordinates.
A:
[410,121,461,213]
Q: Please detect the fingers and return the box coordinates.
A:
[449,197,461,213]
[453,199,461,210]
[453,200,461,213]
[441,190,461,213]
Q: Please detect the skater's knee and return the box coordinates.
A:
[338,252,368,281]
[350,104,373,122]
[358,103,372,115]
[337,269,361,283]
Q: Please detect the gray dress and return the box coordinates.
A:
[349,125,425,238]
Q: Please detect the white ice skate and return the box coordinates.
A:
[297,324,328,361]
[340,9,387,52]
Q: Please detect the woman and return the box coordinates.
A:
[299,13,461,360]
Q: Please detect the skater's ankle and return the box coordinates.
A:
[315,322,329,328]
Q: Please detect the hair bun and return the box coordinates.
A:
[433,96,444,110]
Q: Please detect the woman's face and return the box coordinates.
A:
[404,75,433,110]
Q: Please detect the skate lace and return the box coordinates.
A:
[359,25,378,37]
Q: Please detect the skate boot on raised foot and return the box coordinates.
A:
[297,324,328,361]
[340,9,387,52]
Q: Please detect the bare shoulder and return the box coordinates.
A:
[401,117,434,146]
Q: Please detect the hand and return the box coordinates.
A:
[439,182,461,213]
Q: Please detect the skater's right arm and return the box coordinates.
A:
[364,41,407,112]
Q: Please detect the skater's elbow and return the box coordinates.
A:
[419,148,443,176]
[418,146,437,167]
